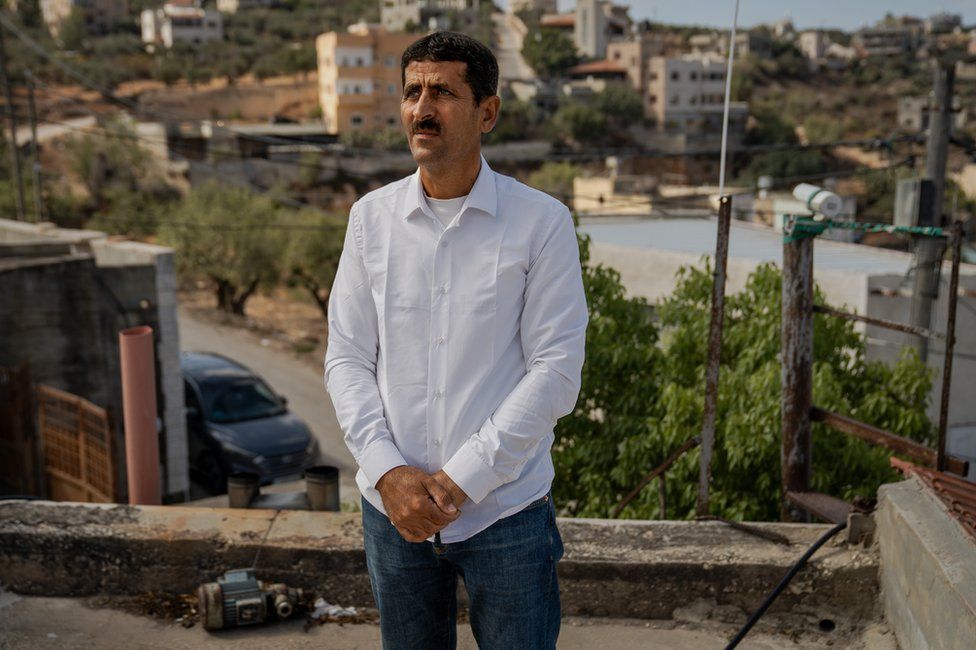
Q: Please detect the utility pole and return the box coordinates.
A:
[25,70,43,223]
[910,61,954,362]
[0,25,26,220]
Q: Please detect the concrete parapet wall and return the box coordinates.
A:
[0,501,879,623]
[877,479,976,649]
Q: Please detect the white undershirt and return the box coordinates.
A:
[424,194,467,229]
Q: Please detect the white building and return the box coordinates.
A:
[380,0,479,33]
[40,0,128,38]
[645,54,747,136]
[141,1,223,50]
[215,0,273,13]
[798,30,826,60]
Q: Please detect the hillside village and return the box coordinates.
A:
[3,1,976,647]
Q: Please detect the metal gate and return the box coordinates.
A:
[36,385,118,503]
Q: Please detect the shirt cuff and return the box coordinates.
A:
[442,441,502,505]
[357,438,408,489]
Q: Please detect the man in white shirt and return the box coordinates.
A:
[324,31,587,649]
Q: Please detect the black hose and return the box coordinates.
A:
[725,521,848,649]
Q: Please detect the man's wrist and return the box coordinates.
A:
[433,469,468,506]
[375,464,407,492]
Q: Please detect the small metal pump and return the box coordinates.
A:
[198,569,304,631]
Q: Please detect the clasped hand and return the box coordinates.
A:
[376,466,467,542]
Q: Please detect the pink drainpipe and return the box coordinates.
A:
[119,326,161,505]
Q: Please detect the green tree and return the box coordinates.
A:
[59,6,88,51]
[521,28,579,79]
[593,84,643,129]
[65,118,153,209]
[527,161,580,202]
[159,183,288,315]
[286,210,347,318]
[550,104,607,146]
[554,248,935,521]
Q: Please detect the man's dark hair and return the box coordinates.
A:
[401,31,499,105]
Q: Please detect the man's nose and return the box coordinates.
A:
[412,89,435,121]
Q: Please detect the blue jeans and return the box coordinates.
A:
[362,492,563,649]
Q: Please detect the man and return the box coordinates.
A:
[324,31,587,649]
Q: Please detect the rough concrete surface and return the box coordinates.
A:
[0,499,884,635]
[877,478,976,650]
[0,589,898,649]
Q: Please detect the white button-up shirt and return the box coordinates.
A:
[324,157,587,542]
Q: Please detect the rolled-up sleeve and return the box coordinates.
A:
[324,205,406,488]
[442,204,588,504]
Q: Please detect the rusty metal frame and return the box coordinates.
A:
[812,305,945,341]
[811,407,969,476]
[614,435,700,519]
[781,217,968,521]
[696,196,732,517]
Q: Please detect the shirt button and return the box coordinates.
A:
[433,439,440,446]
[433,389,443,399]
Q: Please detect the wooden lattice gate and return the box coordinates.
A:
[36,385,118,503]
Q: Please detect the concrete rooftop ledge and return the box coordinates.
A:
[0,500,879,624]
[878,478,976,649]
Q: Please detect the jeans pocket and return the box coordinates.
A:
[547,500,564,563]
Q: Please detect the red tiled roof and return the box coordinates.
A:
[540,14,575,28]
[891,457,976,540]
[567,60,628,75]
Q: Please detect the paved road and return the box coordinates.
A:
[178,308,360,503]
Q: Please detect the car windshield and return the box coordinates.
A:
[202,379,285,423]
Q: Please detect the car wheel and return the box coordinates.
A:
[197,451,228,495]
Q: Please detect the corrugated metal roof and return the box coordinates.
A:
[578,217,976,277]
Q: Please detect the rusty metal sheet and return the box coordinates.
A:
[891,457,976,541]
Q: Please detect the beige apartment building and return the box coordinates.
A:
[645,54,746,135]
[40,0,128,38]
[316,24,418,135]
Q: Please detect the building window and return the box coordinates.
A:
[356,57,364,66]
[613,51,620,60]
[389,83,397,95]
[648,94,657,104]
[649,72,658,81]
[387,116,397,126]
[670,95,679,105]
[670,71,679,81]
[690,96,697,105]
[385,55,395,67]
[690,71,698,80]
[351,114,364,127]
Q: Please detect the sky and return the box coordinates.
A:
[543,1,976,31]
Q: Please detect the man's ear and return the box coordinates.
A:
[480,96,501,134]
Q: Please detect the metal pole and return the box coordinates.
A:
[937,222,962,472]
[25,70,43,223]
[717,0,741,197]
[696,195,732,516]
[911,62,954,362]
[119,326,161,505]
[781,229,814,522]
[0,26,26,220]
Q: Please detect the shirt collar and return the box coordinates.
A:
[404,155,497,221]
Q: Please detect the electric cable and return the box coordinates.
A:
[724,521,848,649]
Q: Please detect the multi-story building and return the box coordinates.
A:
[215,0,273,13]
[540,0,630,59]
[316,23,418,135]
[40,0,128,38]
[925,12,962,35]
[798,30,827,61]
[380,0,479,33]
[898,95,966,133]
[141,1,223,50]
[688,31,771,59]
[508,0,555,13]
[854,25,920,58]
[644,54,746,136]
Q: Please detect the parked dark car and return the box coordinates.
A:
[181,351,319,494]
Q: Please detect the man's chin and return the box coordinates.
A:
[409,143,443,165]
